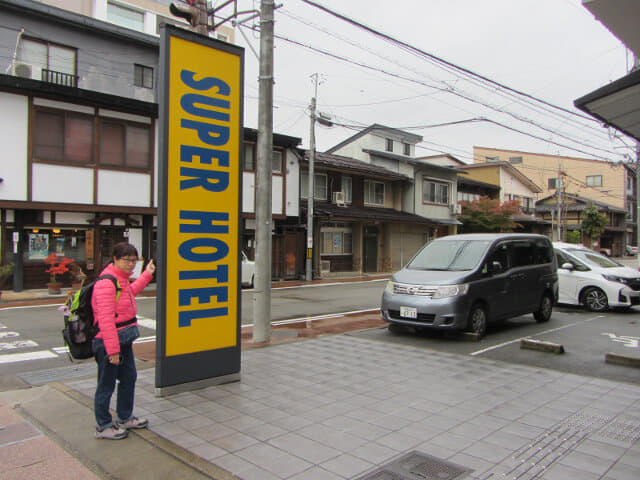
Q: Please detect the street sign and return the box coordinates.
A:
[156,24,244,393]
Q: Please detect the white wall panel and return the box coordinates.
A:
[97,171,150,206]
[0,92,28,201]
[243,171,255,213]
[285,150,299,217]
[32,165,93,204]
[272,175,283,215]
[55,212,94,224]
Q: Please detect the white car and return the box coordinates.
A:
[241,251,255,288]
[554,242,640,312]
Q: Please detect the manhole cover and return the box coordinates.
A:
[17,363,95,386]
[357,451,472,480]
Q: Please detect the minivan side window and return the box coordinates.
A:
[510,241,534,267]
[534,239,553,264]
[483,243,510,275]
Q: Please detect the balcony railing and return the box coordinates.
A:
[41,68,78,88]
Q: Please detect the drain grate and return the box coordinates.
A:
[357,451,472,480]
[17,363,95,386]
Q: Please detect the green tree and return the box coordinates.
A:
[458,197,521,233]
[566,230,581,244]
[581,203,608,247]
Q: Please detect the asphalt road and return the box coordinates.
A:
[351,304,640,385]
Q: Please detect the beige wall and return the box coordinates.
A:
[474,147,626,208]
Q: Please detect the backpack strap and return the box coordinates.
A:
[98,274,121,302]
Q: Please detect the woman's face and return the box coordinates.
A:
[114,255,138,275]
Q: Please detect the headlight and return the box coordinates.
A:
[432,284,469,299]
[602,274,626,284]
[385,280,394,294]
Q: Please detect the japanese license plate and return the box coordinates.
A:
[400,306,417,319]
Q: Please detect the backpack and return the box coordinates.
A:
[61,274,121,360]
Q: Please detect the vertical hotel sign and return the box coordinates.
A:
[156,25,243,391]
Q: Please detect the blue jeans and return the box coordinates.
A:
[92,336,137,430]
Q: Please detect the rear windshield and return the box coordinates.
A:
[565,248,622,268]
[408,239,492,271]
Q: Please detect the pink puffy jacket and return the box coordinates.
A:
[91,263,153,356]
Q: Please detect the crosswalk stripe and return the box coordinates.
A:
[0,350,58,364]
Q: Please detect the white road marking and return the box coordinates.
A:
[0,350,57,364]
[602,333,640,348]
[470,315,604,356]
[0,340,38,350]
[0,332,19,339]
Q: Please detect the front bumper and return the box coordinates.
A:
[381,291,470,330]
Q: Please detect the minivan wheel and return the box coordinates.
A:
[582,287,608,312]
[467,304,487,339]
[533,293,553,323]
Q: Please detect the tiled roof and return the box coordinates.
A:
[310,202,458,224]
[302,151,410,180]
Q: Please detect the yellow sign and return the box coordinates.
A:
[165,35,241,356]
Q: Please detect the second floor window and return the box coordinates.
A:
[364,180,385,206]
[385,138,393,152]
[33,110,92,163]
[341,176,352,203]
[403,143,410,156]
[99,120,151,169]
[586,175,602,187]
[272,150,283,174]
[17,38,76,86]
[243,144,254,170]
[301,172,327,200]
[134,64,153,88]
[423,180,449,205]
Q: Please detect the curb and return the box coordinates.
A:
[520,338,565,354]
[604,352,640,368]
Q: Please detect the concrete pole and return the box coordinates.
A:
[252,0,274,343]
[195,0,209,35]
[305,75,318,281]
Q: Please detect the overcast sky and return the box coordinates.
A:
[230,0,633,164]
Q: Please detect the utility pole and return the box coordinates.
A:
[556,159,562,241]
[306,74,319,281]
[253,0,274,343]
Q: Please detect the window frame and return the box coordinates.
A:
[107,1,145,30]
[98,117,152,170]
[341,176,352,203]
[364,179,385,206]
[403,142,411,156]
[32,108,94,165]
[301,172,328,200]
[586,175,603,187]
[422,178,450,206]
[18,37,77,81]
[385,138,393,152]
[134,64,153,89]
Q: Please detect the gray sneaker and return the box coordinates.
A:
[118,416,148,430]
[95,425,128,440]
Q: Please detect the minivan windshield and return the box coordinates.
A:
[565,248,622,269]
[408,239,492,271]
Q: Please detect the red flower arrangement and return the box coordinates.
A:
[43,253,74,283]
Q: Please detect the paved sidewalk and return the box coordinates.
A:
[3,333,640,479]
[1,274,640,479]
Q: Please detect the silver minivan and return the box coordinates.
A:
[381,233,558,338]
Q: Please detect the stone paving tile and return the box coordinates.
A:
[541,462,600,480]
[602,461,640,480]
[349,441,399,466]
[288,466,345,480]
[211,431,259,452]
[320,453,375,479]
[189,441,228,461]
[267,432,341,464]
[559,450,617,477]
[574,438,627,462]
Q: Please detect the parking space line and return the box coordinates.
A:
[470,315,604,356]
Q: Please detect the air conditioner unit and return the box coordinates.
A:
[320,260,331,273]
[14,62,32,79]
[332,191,345,206]
[451,204,462,215]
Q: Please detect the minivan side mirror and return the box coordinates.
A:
[561,262,574,271]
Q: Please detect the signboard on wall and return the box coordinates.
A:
[156,25,244,393]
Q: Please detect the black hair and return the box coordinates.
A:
[112,242,138,260]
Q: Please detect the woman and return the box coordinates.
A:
[92,242,155,440]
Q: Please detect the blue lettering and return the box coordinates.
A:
[180,145,229,167]
[180,167,228,192]
[179,238,229,262]
[181,119,229,146]
[179,265,228,282]
[180,211,229,234]
[181,94,230,122]
[179,287,228,306]
[179,308,228,327]
[180,70,230,95]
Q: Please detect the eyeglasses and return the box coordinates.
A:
[119,257,138,264]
